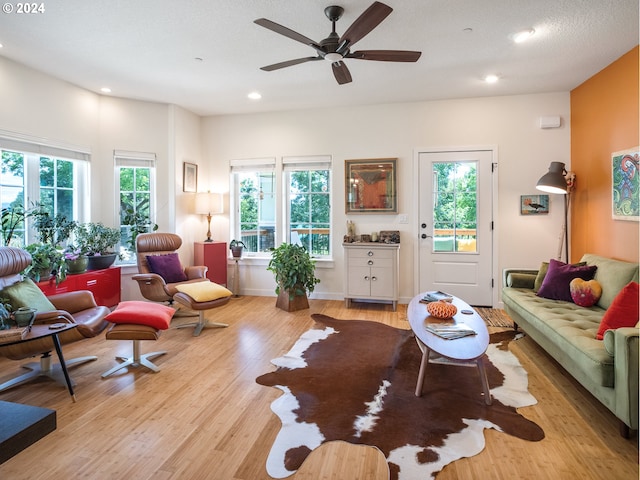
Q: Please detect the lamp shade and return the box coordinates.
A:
[195,192,223,215]
[536,162,568,194]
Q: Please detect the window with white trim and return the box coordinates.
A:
[0,131,90,246]
[115,150,156,262]
[230,158,276,254]
[230,156,332,258]
[284,156,331,257]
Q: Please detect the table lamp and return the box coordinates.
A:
[195,191,223,242]
[536,162,576,263]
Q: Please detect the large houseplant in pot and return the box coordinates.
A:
[267,243,320,312]
[75,222,122,270]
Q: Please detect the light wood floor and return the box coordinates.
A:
[0,297,637,479]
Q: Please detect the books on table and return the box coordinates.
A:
[419,291,454,304]
[425,322,477,340]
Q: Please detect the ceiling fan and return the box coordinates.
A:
[254,1,422,85]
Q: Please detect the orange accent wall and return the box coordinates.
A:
[571,46,639,263]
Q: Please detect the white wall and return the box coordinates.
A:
[202,93,571,306]
[0,56,571,306]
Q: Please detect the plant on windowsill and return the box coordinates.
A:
[229,239,246,259]
[74,222,122,269]
[267,243,320,312]
[31,205,77,247]
[23,242,67,284]
[63,245,88,274]
[121,205,158,252]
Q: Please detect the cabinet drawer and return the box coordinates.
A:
[346,248,395,260]
[348,257,393,268]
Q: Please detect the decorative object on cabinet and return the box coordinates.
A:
[267,243,320,312]
[183,162,198,193]
[345,158,397,214]
[343,242,400,311]
[74,222,121,270]
[194,241,227,286]
[379,230,400,243]
[611,147,639,221]
[195,191,223,242]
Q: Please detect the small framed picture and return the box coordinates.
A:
[183,162,197,193]
[345,158,397,214]
[520,194,549,215]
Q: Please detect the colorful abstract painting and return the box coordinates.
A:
[612,147,640,221]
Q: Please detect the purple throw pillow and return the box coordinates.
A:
[146,253,188,283]
[536,258,597,302]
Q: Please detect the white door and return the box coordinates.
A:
[418,150,494,306]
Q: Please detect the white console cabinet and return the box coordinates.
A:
[343,243,400,311]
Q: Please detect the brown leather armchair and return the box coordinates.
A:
[0,246,110,392]
[131,232,208,303]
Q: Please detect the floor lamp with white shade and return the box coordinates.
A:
[536,162,576,263]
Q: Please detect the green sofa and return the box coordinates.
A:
[502,253,639,437]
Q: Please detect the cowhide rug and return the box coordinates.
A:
[256,314,544,479]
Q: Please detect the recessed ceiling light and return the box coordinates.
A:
[484,74,499,84]
[101,87,112,93]
[248,91,262,100]
[513,29,535,43]
[0,43,3,48]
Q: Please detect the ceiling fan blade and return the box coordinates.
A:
[254,18,322,50]
[347,50,422,62]
[260,56,322,71]
[338,2,393,51]
[332,61,352,85]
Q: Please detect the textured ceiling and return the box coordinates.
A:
[0,0,637,116]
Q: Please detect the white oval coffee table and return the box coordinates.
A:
[408,292,492,405]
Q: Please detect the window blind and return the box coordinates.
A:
[282,155,331,171]
[0,129,90,161]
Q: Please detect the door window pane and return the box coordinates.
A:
[432,162,477,253]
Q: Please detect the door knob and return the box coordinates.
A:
[421,233,432,239]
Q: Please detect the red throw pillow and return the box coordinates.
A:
[146,253,188,283]
[537,258,597,302]
[105,301,175,330]
[596,282,640,340]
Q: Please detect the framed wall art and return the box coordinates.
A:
[183,162,198,193]
[612,147,639,221]
[345,158,397,214]
[520,194,549,215]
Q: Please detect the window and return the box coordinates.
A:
[0,130,90,247]
[230,158,276,254]
[284,156,331,257]
[115,150,156,262]
[230,156,332,258]
[432,161,477,252]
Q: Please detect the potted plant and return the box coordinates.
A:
[63,245,88,274]
[75,222,122,270]
[31,207,76,246]
[23,242,67,284]
[267,243,320,312]
[121,205,158,252]
[229,239,246,259]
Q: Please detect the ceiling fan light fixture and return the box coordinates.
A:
[247,91,262,100]
[325,52,343,62]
